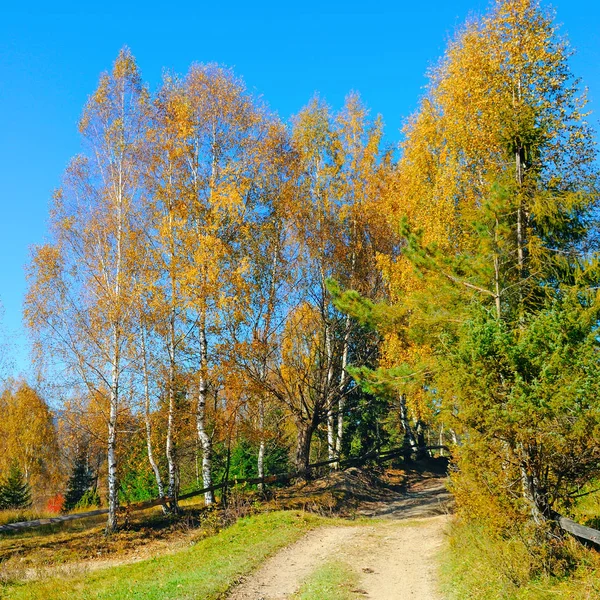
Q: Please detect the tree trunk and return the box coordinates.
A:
[197,313,214,505]
[165,306,179,513]
[415,420,430,460]
[165,203,179,514]
[141,326,167,513]
[324,321,336,466]
[326,407,336,463]
[518,445,549,525]
[295,420,315,472]
[450,428,460,446]
[257,398,266,493]
[399,394,417,460]
[335,313,351,465]
[106,350,119,534]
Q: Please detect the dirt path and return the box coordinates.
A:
[228,474,451,599]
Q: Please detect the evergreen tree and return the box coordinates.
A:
[335,0,600,532]
[393,0,600,527]
[63,449,95,512]
[0,461,32,509]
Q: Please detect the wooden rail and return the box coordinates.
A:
[0,445,420,534]
[5,445,598,549]
[557,515,600,547]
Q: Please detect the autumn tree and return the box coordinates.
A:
[25,48,149,533]
[371,0,600,529]
[225,125,297,485]
[145,65,291,503]
[0,381,60,505]
[283,94,390,469]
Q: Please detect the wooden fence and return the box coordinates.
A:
[2,446,598,550]
[0,445,422,534]
[557,515,600,547]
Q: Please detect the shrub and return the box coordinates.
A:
[46,493,65,514]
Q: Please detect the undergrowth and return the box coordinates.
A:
[441,517,600,599]
[0,509,57,527]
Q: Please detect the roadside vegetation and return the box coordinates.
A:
[0,511,324,600]
[442,478,600,599]
[442,518,600,600]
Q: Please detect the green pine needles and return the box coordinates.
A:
[0,461,32,510]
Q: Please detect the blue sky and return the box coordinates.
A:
[1,0,599,378]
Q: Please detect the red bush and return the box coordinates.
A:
[46,493,64,514]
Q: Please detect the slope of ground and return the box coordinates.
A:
[228,460,452,599]
[0,460,452,599]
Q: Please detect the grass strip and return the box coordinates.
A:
[440,519,600,600]
[0,511,323,600]
[293,560,362,600]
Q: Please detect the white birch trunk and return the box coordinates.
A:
[399,395,418,456]
[165,304,178,512]
[106,357,119,534]
[257,398,266,493]
[141,326,166,510]
[324,322,336,464]
[106,171,123,534]
[334,313,351,464]
[438,423,445,457]
[197,312,214,505]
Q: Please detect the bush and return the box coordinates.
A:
[46,493,65,514]
[75,489,101,510]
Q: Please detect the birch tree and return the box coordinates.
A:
[25,48,148,533]
[289,95,389,468]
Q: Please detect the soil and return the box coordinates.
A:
[228,461,452,599]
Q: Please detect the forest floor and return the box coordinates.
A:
[229,460,453,599]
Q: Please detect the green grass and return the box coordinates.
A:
[293,560,362,600]
[570,481,600,531]
[440,518,600,600]
[0,511,325,600]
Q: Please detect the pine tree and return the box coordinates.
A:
[63,450,96,512]
[338,0,600,529]
[0,461,32,510]
[394,0,600,526]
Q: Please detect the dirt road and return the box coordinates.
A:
[228,475,451,600]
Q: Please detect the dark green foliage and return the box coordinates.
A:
[76,488,101,509]
[447,294,600,514]
[117,433,159,503]
[342,390,392,457]
[0,461,32,509]
[119,466,158,503]
[213,439,289,486]
[64,450,96,512]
